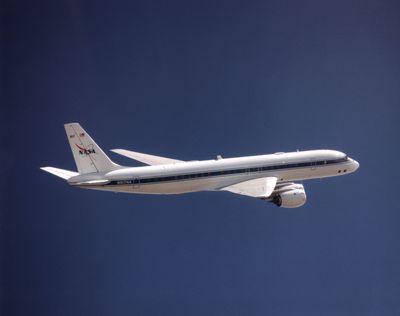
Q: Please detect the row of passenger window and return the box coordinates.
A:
[140,169,248,183]
[140,161,322,183]
[111,158,347,185]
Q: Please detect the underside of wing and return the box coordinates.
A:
[110,149,184,166]
[220,177,278,198]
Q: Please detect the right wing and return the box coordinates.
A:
[220,177,278,199]
[111,149,184,166]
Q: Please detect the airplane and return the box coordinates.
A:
[41,123,359,208]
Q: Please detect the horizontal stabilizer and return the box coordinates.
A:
[111,149,184,166]
[40,167,79,180]
[220,177,278,198]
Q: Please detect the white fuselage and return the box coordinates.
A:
[68,150,359,194]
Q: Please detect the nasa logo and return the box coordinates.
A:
[75,144,96,156]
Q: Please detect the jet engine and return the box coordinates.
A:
[271,183,307,208]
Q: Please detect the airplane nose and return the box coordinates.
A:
[352,160,360,171]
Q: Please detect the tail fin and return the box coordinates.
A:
[64,123,120,173]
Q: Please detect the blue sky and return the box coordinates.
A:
[2,0,400,315]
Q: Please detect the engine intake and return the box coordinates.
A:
[271,184,307,208]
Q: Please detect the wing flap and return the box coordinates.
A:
[220,177,278,198]
[111,149,184,165]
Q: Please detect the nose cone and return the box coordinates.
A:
[350,159,360,172]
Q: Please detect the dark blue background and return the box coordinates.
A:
[3,0,400,315]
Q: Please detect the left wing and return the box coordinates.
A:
[111,149,184,165]
[220,177,278,199]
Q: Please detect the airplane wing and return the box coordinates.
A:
[220,177,278,198]
[110,149,184,166]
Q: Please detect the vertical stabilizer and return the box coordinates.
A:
[64,123,120,174]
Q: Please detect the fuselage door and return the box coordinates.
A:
[310,159,317,171]
[133,177,140,188]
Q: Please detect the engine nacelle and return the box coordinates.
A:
[272,184,307,208]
